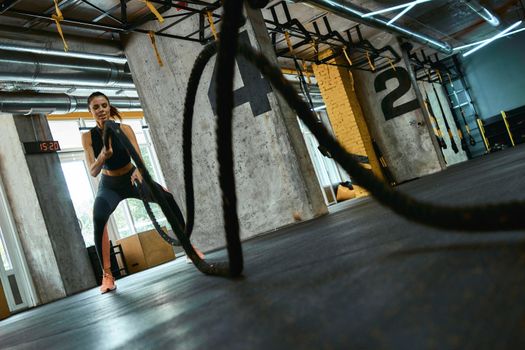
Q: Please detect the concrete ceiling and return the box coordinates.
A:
[0,0,523,96]
[1,0,523,51]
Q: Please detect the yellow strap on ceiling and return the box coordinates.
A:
[206,11,218,41]
[388,57,396,71]
[310,40,318,61]
[52,0,69,52]
[435,69,443,83]
[284,31,294,55]
[366,51,375,72]
[310,40,318,53]
[446,72,453,86]
[143,0,165,23]
[342,46,353,66]
[148,31,164,67]
[302,59,312,84]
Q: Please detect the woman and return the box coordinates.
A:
[82,91,203,294]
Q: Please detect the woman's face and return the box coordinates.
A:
[89,96,111,127]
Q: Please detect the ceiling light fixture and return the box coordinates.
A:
[361,0,432,18]
[387,3,416,25]
[462,20,522,57]
[454,27,525,50]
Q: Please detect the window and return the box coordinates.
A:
[60,156,95,246]
[0,226,12,271]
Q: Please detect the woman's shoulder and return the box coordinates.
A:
[118,123,134,132]
[81,128,93,146]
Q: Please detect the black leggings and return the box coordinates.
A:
[92,168,185,269]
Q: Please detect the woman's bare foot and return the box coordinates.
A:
[186,245,205,263]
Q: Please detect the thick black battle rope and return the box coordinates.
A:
[213,0,245,278]
[108,1,525,278]
[133,180,181,246]
[103,121,231,276]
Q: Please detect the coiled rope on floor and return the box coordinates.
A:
[107,0,525,278]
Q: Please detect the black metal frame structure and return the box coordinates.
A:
[1,0,222,43]
[266,1,401,72]
[0,0,407,72]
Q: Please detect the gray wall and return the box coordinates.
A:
[0,113,95,305]
[461,31,525,120]
[121,6,326,252]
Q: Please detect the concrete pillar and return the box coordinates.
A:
[352,33,444,183]
[0,113,95,304]
[313,49,384,197]
[121,5,326,251]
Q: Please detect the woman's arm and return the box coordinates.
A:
[81,132,113,177]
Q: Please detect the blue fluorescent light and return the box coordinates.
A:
[462,21,522,57]
[454,27,525,50]
[362,0,431,18]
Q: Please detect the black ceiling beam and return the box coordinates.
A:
[120,0,128,26]
[92,0,132,24]
[134,28,201,42]
[6,9,201,42]
[0,0,21,14]
[9,9,126,31]
[185,17,221,42]
[157,12,195,33]
[157,12,196,33]
[79,0,123,24]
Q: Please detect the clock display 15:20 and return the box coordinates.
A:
[39,141,60,152]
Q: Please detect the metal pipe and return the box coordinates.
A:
[301,0,453,54]
[0,24,124,56]
[0,43,128,64]
[0,49,134,88]
[0,92,141,114]
[460,0,500,26]
[0,82,138,97]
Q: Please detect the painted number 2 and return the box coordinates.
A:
[374,67,419,121]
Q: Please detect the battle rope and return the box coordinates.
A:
[133,180,181,246]
[111,0,525,278]
[102,121,231,276]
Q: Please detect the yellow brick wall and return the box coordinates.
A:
[312,50,384,197]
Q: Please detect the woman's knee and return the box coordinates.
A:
[93,199,111,227]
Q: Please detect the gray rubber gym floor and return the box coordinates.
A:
[2,145,525,350]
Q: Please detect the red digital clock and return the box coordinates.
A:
[23,141,61,154]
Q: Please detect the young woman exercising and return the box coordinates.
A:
[82,91,203,293]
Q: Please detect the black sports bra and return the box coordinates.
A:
[90,124,131,170]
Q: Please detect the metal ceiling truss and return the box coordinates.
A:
[1,0,221,43]
[0,0,21,14]
[266,1,400,72]
[409,50,460,84]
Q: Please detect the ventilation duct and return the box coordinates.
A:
[301,0,453,54]
[0,92,141,115]
[0,49,134,88]
[0,43,128,64]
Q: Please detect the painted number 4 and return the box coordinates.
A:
[208,31,272,117]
